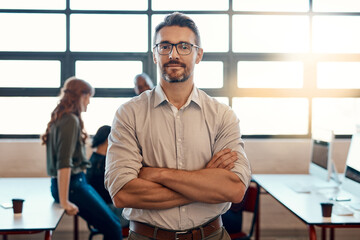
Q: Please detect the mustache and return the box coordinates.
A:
[164,60,186,67]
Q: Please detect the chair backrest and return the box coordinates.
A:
[229,181,260,240]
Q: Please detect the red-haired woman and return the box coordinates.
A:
[42,76,122,240]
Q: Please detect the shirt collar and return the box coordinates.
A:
[153,84,202,109]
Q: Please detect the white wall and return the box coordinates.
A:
[0,138,356,238]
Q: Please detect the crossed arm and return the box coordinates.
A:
[112,148,247,209]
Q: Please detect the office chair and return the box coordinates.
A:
[87,222,129,240]
[229,180,260,240]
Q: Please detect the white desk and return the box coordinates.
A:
[252,174,360,240]
[0,178,65,240]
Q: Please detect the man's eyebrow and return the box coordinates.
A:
[158,41,191,44]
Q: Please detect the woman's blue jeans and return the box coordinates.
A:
[51,172,122,240]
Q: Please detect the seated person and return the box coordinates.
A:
[86,125,129,227]
[133,72,154,95]
[222,203,243,234]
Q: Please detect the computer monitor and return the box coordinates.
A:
[341,132,360,198]
[309,129,338,182]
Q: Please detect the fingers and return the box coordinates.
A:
[206,148,238,170]
[64,202,79,216]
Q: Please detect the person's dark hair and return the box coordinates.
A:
[92,125,111,148]
[41,76,95,145]
[134,73,154,88]
[153,12,201,46]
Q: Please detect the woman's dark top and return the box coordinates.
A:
[46,113,90,177]
[86,152,112,203]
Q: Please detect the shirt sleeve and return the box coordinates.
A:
[56,114,79,169]
[213,105,252,188]
[105,103,143,199]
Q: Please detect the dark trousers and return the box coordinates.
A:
[51,172,122,240]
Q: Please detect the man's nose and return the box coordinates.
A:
[168,46,180,59]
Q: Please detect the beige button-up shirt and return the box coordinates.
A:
[105,85,251,230]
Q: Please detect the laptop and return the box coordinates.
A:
[287,129,340,193]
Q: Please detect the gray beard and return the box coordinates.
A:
[162,71,190,83]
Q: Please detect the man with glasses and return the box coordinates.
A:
[105,12,251,240]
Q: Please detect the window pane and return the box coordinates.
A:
[313,0,360,12]
[0,13,65,51]
[233,15,309,53]
[0,97,58,134]
[71,14,147,52]
[82,98,131,135]
[0,61,60,88]
[195,61,223,88]
[152,14,228,52]
[71,0,147,10]
[233,0,309,12]
[312,98,360,135]
[313,16,360,53]
[232,98,309,135]
[238,61,303,88]
[0,0,65,9]
[76,61,143,88]
[152,0,228,11]
[215,97,229,106]
[317,62,360,89]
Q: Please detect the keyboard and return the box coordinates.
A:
[332,203,354,216]
[287,182,338,194]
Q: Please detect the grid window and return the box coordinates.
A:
[0,61,61,88]
[82,97,132,135]
[0,97,58,135]
[1,0,360,138]
[238,61,303,88]
[70,0,147,10]
[76,61,143,88]
[195,61,223,88]
[70,14,148,52]
[233,0,309,12]
[317,62,360,89]
[312,98,360,135]
[232,98,309,135]
[0,13,66,51]
[313,16,360,53]
[0,0,65,10]
[233,15,309,53]
[313,0,360,12]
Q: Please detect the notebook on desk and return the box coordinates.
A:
[287,129,340,193]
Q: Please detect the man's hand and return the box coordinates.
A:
[206,148,238,170]
[138,167,160,182]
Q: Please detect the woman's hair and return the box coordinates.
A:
[41,76,95,145]
[92,125,111,148]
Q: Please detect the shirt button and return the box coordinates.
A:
[178,139,182,142]
[182,208,186,212]
[177,116,180,119]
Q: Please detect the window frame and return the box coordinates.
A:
[1,0,360,139]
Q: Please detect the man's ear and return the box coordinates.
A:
[195,48,203,64]
[153,52,158,64]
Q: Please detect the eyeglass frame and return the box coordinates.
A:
[153,42,200,56]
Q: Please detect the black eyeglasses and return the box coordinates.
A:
[153,42,200,56]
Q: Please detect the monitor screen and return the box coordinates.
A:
[345,132,360,184]
[311,139,329,170]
